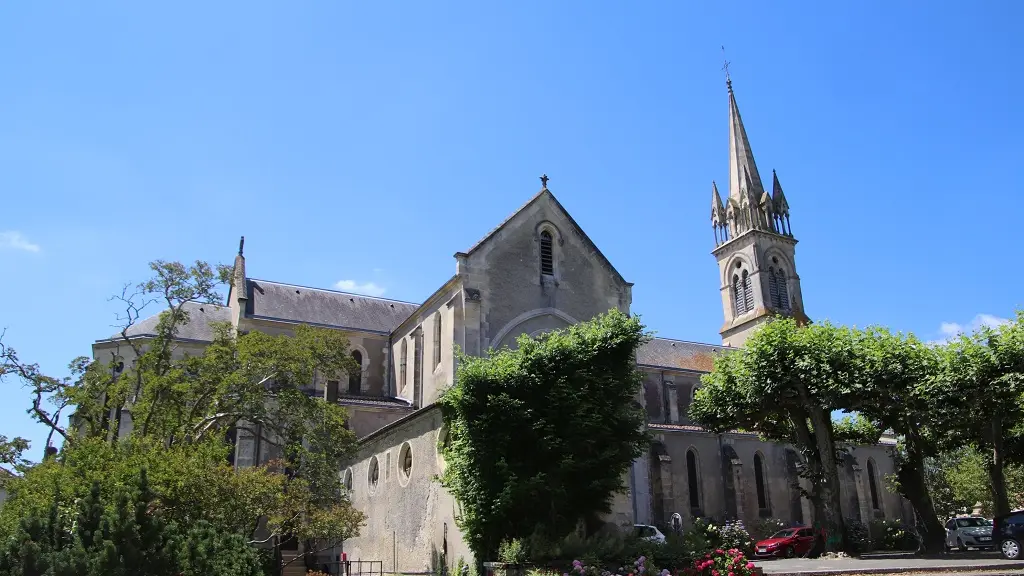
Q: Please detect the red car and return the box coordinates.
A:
[754,526,815,558]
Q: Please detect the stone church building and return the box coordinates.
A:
[92,80,911,571]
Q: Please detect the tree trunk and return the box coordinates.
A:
[790,407,834,556]
[898,435,945,554]
[990,419,1011,518]
[807,405,848,553]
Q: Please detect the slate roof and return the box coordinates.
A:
[245,279,419,335]
[636,337,729,373]
[98,301,232,343]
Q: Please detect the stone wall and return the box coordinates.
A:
[343,407,472,574]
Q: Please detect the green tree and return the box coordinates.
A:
[438,309,651,564]
[0,435,30,475]
[841,327,946,553]
[928,311,1024,518]
[0,470,267,576]
[0,259,366,566]
[690,318,857,553]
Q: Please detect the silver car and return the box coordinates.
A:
[945,516,994,550]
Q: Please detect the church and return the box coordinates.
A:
[91,79,912,571]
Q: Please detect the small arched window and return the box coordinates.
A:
[776,269,790,311]
[540,231,554,276]
[742,271,754,312]
[686,449,701,510]
[867,459,880,510]
[754,453,769,511]
[733,274,744,316]
[433,312,442,369]
[399,339,408,393]
[348,350,363,395]
[768,267,780,308]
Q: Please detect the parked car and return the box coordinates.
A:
[633,524,666,543]
[754,527,815,558]
[945,516,994,551]
[993,510,1024,560]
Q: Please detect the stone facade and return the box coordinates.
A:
[88,80,913,573]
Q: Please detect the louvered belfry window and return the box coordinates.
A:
[777,269,790,311]
[768,267,780,308]
[540,231,554,276]
[733,274,744,316]
[742,271,754,312]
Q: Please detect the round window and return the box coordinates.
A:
[398,442,413,486]
[368,456,380,493]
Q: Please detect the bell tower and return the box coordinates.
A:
[711,78,809,347]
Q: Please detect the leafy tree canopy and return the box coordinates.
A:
[0,259,365,563]
[927,310,1024,517]
[690,318,856,552]
[0,469,270,576]
[438,309,651,562]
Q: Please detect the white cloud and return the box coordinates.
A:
[0,231,41,253]
[933,313,1010,343]
[334,280,387,297]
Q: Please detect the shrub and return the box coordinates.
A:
[870,519,919,551]
[751,518,786,541]
[718,521,755,554]
[687,549,758,576]
[499,538,528,564]
[845,518,870,554]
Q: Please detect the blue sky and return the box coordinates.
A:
[1,2,1022,460]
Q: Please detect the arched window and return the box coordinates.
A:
[776,269,790,311]
[686,449,701,510]
[433,312,442,369]
[540,231,554,276]
[768,267,780,308]
[867,459,880,511]
[742,271,754,312]
[399,339,408,393]
[754,453,769,511]
[733,274,744,316]
[348,350,363,395]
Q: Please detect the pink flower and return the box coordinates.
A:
[728,572,735,576]
[745,564,754,570]
[715,549,724,555]
[712,570,720,576]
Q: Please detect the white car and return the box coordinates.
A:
[945,516,994,550]
[634,524,667,543]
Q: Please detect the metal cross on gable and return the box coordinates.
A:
[540,173,549,188]
[721,45,731,84]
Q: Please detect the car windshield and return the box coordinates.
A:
[770,529,797,538]
[956,518,988,528]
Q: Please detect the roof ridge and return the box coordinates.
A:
[460,188,547,255]
[248,278,421,306]
[648,336,723,348]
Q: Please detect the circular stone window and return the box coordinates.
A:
[398,442,413,486]
[436,425,449,472]
[342,468,354,493]
[367,456,380,494]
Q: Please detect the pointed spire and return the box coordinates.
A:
[711,181,726,225]
[727,81,766,204]
[232,236,247,302]
[771,169,789,214]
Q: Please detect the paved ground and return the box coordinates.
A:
[756,551,1024,575]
